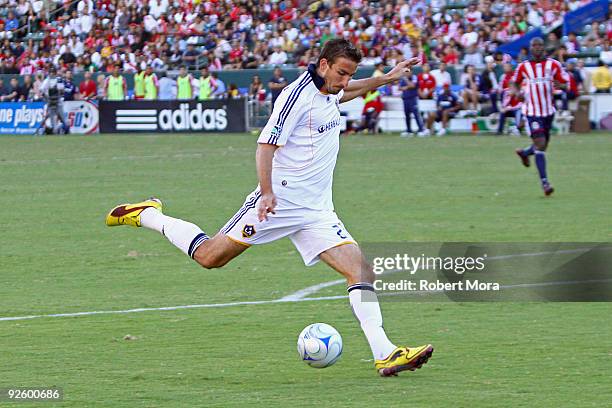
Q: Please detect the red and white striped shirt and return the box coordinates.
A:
[502,90,522,111]
[511,58,569,117]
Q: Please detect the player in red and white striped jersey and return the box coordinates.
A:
[512,37,569,196]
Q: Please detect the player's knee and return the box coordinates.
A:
[193,250,226,269]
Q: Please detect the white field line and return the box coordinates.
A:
[1,278,611,323]
[281,247,597,301]
[0,152,206,165]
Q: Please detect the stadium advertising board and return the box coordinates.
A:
[99,99,247,133]
[0,102,45,134]
[64,101,99,134]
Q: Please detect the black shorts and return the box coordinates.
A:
[526,115,554,140]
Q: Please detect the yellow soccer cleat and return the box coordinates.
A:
[375,344,434,377]
[105,198,163,227]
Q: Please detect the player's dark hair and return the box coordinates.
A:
[317,39,362,67]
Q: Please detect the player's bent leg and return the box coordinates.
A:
[319,243,373,285]
[319,244,434,376]
[106,197,240,262]
[192,233,248,269]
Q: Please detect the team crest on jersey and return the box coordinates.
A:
[242,224,256,238]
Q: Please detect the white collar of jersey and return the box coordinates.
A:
[307,63,325,90]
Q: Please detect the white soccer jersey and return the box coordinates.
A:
[257,65,344,211]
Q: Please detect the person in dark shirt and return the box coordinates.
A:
[19,75,33,101]
[0,78,11,101]
[63,71,77,101]
[426,84,461,136]
[554,58,582,113]
[268,67,287,110]
[398,73,426,136]
[479,60,499,113]
[60,47,77,66]
[182,44,200,69]
[5,77,21,101]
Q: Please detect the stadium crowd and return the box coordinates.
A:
[0,0,611,104]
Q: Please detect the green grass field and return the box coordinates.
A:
[1,132,611,407]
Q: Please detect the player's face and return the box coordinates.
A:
[320,57,358,94]
[530,40,544,59]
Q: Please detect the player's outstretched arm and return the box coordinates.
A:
[256,143,279,221]
[340,58,420,103]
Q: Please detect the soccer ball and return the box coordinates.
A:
[297,323,343,368]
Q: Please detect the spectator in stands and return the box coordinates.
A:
[577,59,591,94]
[31,73,45,101]
[0,78,8,101]
[249,75,265,101]
[431,62,452,87]
[182,44,199,69]
[479,58,499,113]
[268,67,287,110]
[268,46,288,65]
[211,72,226,99]
[498,63,514,93]
[461,64,480,112]
[228,83,240,99]
[96,74,106,100]
[176,66,194,100]
[462,44,484,68]
[144,66,159,100]
[601,40,612,65]
[426,83,461,136]
[79,71,96,100]
[63,71,77,101]
[105,64,127,101]
[497,82,524,136]
[546,32,562,56]
[60,46,77,67]
[554,58,582,113]
[417,63,436,100]
[20,75,32,101]
[198,66,216,101]
[517,47,530,63]
[373,60,385,78]
[357,90,384,134]
[565,32,581,55]
[399,72,426,137]
[4,77,20,102]
[592,60,612,93]
[5,11,19,32]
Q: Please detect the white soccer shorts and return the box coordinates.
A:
[220,190,356,266]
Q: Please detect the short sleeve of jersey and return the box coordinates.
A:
[258,85,308,146]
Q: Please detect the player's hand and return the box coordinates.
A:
[386,57,421,82]
[257,193,277,222]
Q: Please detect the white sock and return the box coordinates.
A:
[348,283,397,360]
[140,208,208,258]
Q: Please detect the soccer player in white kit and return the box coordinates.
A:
[106,39,433,376]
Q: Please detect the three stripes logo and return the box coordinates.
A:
[115,109,157,131]
[113,104,228,132]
